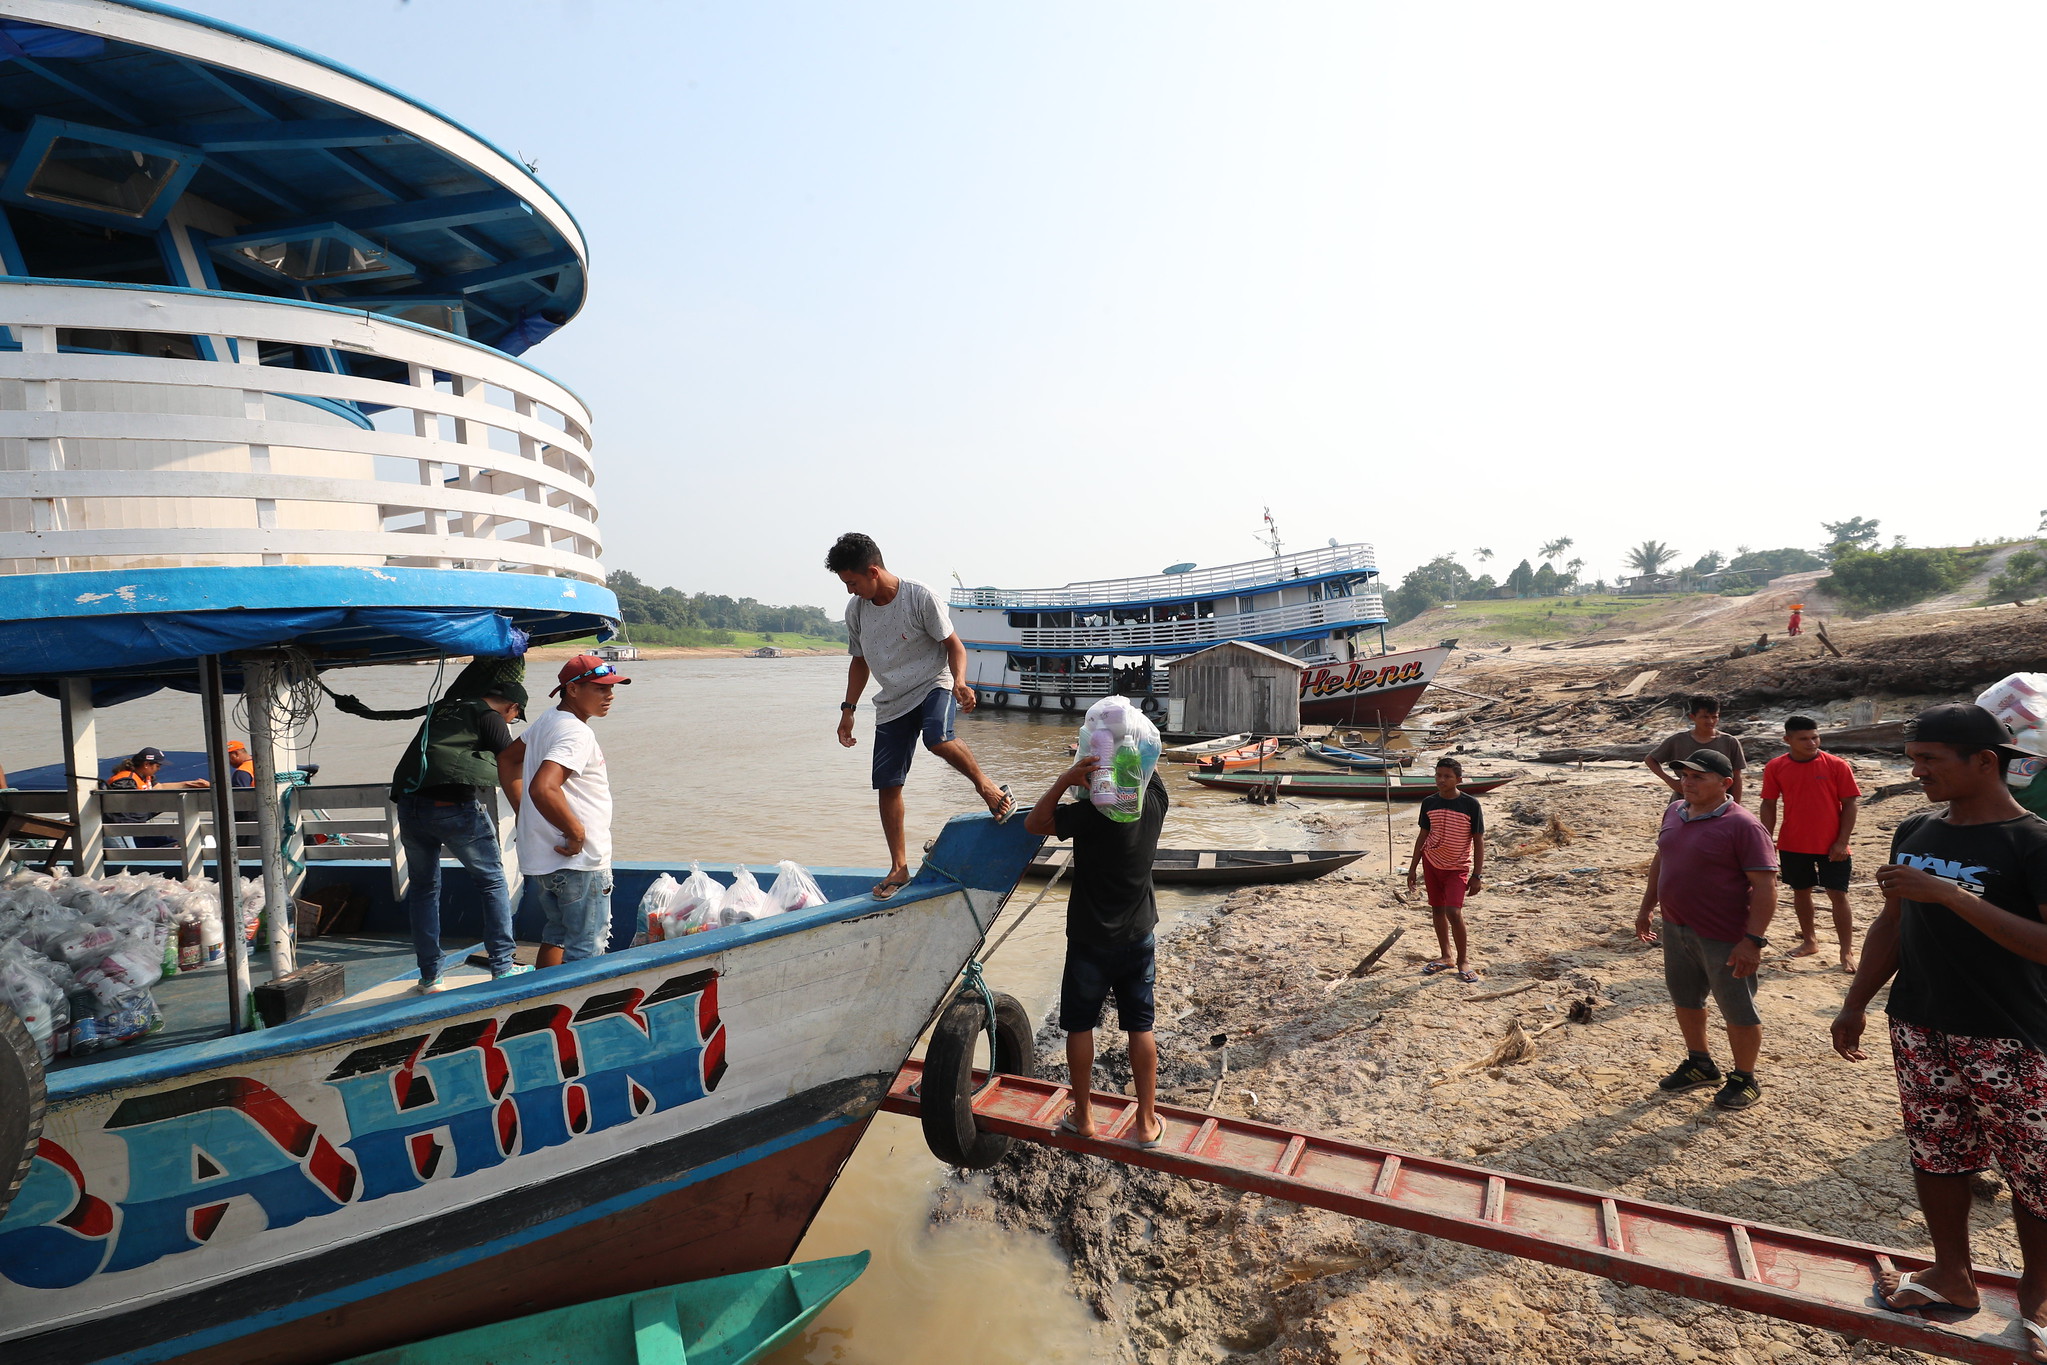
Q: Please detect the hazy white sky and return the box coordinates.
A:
[192,2,2047,608]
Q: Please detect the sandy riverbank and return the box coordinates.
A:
[945,759,2004,1364]
[523,644,843,660]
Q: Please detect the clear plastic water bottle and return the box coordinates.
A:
[1108,735,1144,823]
[67,988,102,1057]
[1088,726,1119,808]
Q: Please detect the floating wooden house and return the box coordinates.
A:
[1165,640,1302,737]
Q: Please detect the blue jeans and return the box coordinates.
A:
[398,795,517,980]
[531,867,613,962]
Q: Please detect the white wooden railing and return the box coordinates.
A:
[951,544,1376,609]
[0,782,513,903]
[0,279,601,581]
[1010,593,1386,652]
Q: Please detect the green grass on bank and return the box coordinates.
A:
[1409,593,1696,642]
[550,630,846,651]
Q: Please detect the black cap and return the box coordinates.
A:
[1907,703,2029,760]
[133,746,166,763]
[1671,748,1734,778]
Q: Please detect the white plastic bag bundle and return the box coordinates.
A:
[765,860,826,914]
[1977,673,2047,791]
[638,873,682,942]
[717,867,773,925]
[1070,695,1163,823]
[666,862,726,936]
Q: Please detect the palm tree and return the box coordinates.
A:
[1473,547,1494,564]
[1626,540,1678,576]
[1538,536,1575,561]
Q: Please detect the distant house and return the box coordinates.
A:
[1165,640,1302,737]
[1618,574,1680,595]
[1695,569,1756,592]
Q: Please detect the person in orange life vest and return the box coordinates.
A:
[224,740,256,788]
[104,746,210,848]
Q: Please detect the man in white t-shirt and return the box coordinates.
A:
[827,532,1015,900]
[504,653,628,965]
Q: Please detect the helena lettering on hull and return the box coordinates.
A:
[1301,658,1427,699]
[1295,646,1450,727]
[0,969,726,1291]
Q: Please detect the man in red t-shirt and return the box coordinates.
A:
[1760,714,1862,972]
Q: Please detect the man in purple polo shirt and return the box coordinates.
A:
[1635,748,1781,1110]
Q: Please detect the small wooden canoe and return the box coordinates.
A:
[1195,737,1282,770]
[338,1252,870,1365]
[1301,741,1412,771]
[1023,846,1365,886]
[1161,732,1254,762]
[1187,770,1516,800]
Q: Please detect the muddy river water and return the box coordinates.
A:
[0,656,1384,1361]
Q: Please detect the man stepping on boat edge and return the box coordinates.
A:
[829,532,1016,899]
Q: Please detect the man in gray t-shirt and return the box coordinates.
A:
[829,532,1016,898]
[1646,694,1748,804]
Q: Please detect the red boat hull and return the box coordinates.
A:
[1297,646,1451,727]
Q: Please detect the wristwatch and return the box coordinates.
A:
[1744,933,1768,948]
[839,702,858,712]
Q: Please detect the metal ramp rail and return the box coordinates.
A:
[884,1062,2035,1365]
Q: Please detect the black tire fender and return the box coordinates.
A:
[919,990,1034,1170]
[1139,694,1162,716]
[0,1002,47,1224]
[1058,693,1077,713]
[1027,693,1043,711]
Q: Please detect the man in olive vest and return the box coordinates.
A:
[352,660,533,991]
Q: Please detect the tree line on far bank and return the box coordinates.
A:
[1384,515,2047,627]
[605,570,849,646]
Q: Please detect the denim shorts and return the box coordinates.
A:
[531,867,613,961]
[871,687,956,790]
[1660,919,1760,1027]
[1059,934,1157,1033]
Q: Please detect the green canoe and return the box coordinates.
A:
[338,1252,870,1365]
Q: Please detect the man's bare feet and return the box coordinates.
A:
[1840,954,1859,974]
[1788,939,1821,960]
[1878,1264,1979,1313]
[2024,1312,2047,1362]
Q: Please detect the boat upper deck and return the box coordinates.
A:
[950,544,1377,612]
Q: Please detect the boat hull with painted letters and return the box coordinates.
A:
[0,815,1037,1365]
[1297,646,1451,727]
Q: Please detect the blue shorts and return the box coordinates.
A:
[871,687,957,790]
[1059,934,1157,1033]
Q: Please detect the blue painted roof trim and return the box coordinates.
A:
[961,620,1389,659]
[99,0,589,262]
[0,563,614,623]
[46,811,1037,1102]
[0,275,591,411]
[954,566,1378,616]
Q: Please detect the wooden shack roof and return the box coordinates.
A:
[1164,640,1303,669]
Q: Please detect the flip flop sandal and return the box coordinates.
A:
[2022,1318,2047,1360]
[1883,1271,1959,1311]
[1054,1114,1092,1138]
[1457,970,1483,984]
[1421,961,1455,976]
[871,874,912,901]
[990,784,1017,824]
[1134,1120,1166,1150]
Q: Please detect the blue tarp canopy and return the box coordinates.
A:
[9,751,221,790]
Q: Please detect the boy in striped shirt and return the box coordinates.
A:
[1407,757,1488,983]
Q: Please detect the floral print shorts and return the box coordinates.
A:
[1889,1018,2047,1219]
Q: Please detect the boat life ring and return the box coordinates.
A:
[919,989,1034,1170]
[1028,693,1043,711]
[0,1002,45,1223]
[1058,694,1077,713]
[1139,695,1162,716]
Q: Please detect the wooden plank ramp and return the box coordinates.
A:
[883,1062,2035,1364]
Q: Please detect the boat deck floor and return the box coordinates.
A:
[47,932,515,1074]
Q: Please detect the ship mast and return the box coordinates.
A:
[1256,507,1284,560]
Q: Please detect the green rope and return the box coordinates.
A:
[275,769,313,884]
[956,958,1002,1089]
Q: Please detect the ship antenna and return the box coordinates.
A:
[1256,506,1284,559]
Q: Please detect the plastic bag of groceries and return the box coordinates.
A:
[1069,695,1162,823]
[765,860,827,914]
[637,873,681,943]
[666,862,726,936]
[0,939,65,1063]
[717,866,773,926]
[1976,673,2047,795]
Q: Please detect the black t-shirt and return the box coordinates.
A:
[416,709,514,803]
[1886,810,2047,1054]
[1051,772,1169,949]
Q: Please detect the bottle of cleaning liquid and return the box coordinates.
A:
[1088,725,1119,808]
[1108,735,1144,823]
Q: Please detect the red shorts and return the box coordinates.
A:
[1422,861,1469,909]
[1889,1019,2047,1219]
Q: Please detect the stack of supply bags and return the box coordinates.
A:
[639,860,829,942]
[1977,673,2047,818]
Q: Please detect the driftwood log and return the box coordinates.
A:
[1535,720,1911,765]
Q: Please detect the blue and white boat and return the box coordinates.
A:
[0,6,1039,1362]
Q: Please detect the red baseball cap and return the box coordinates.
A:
[549,653,632,697]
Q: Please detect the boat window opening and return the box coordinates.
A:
[1007,611,1035,629]
[9,206,172,285]
[367,300,463,334]
[26,138,180,219]
[54,327,200,360]
[231,234,392,283]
